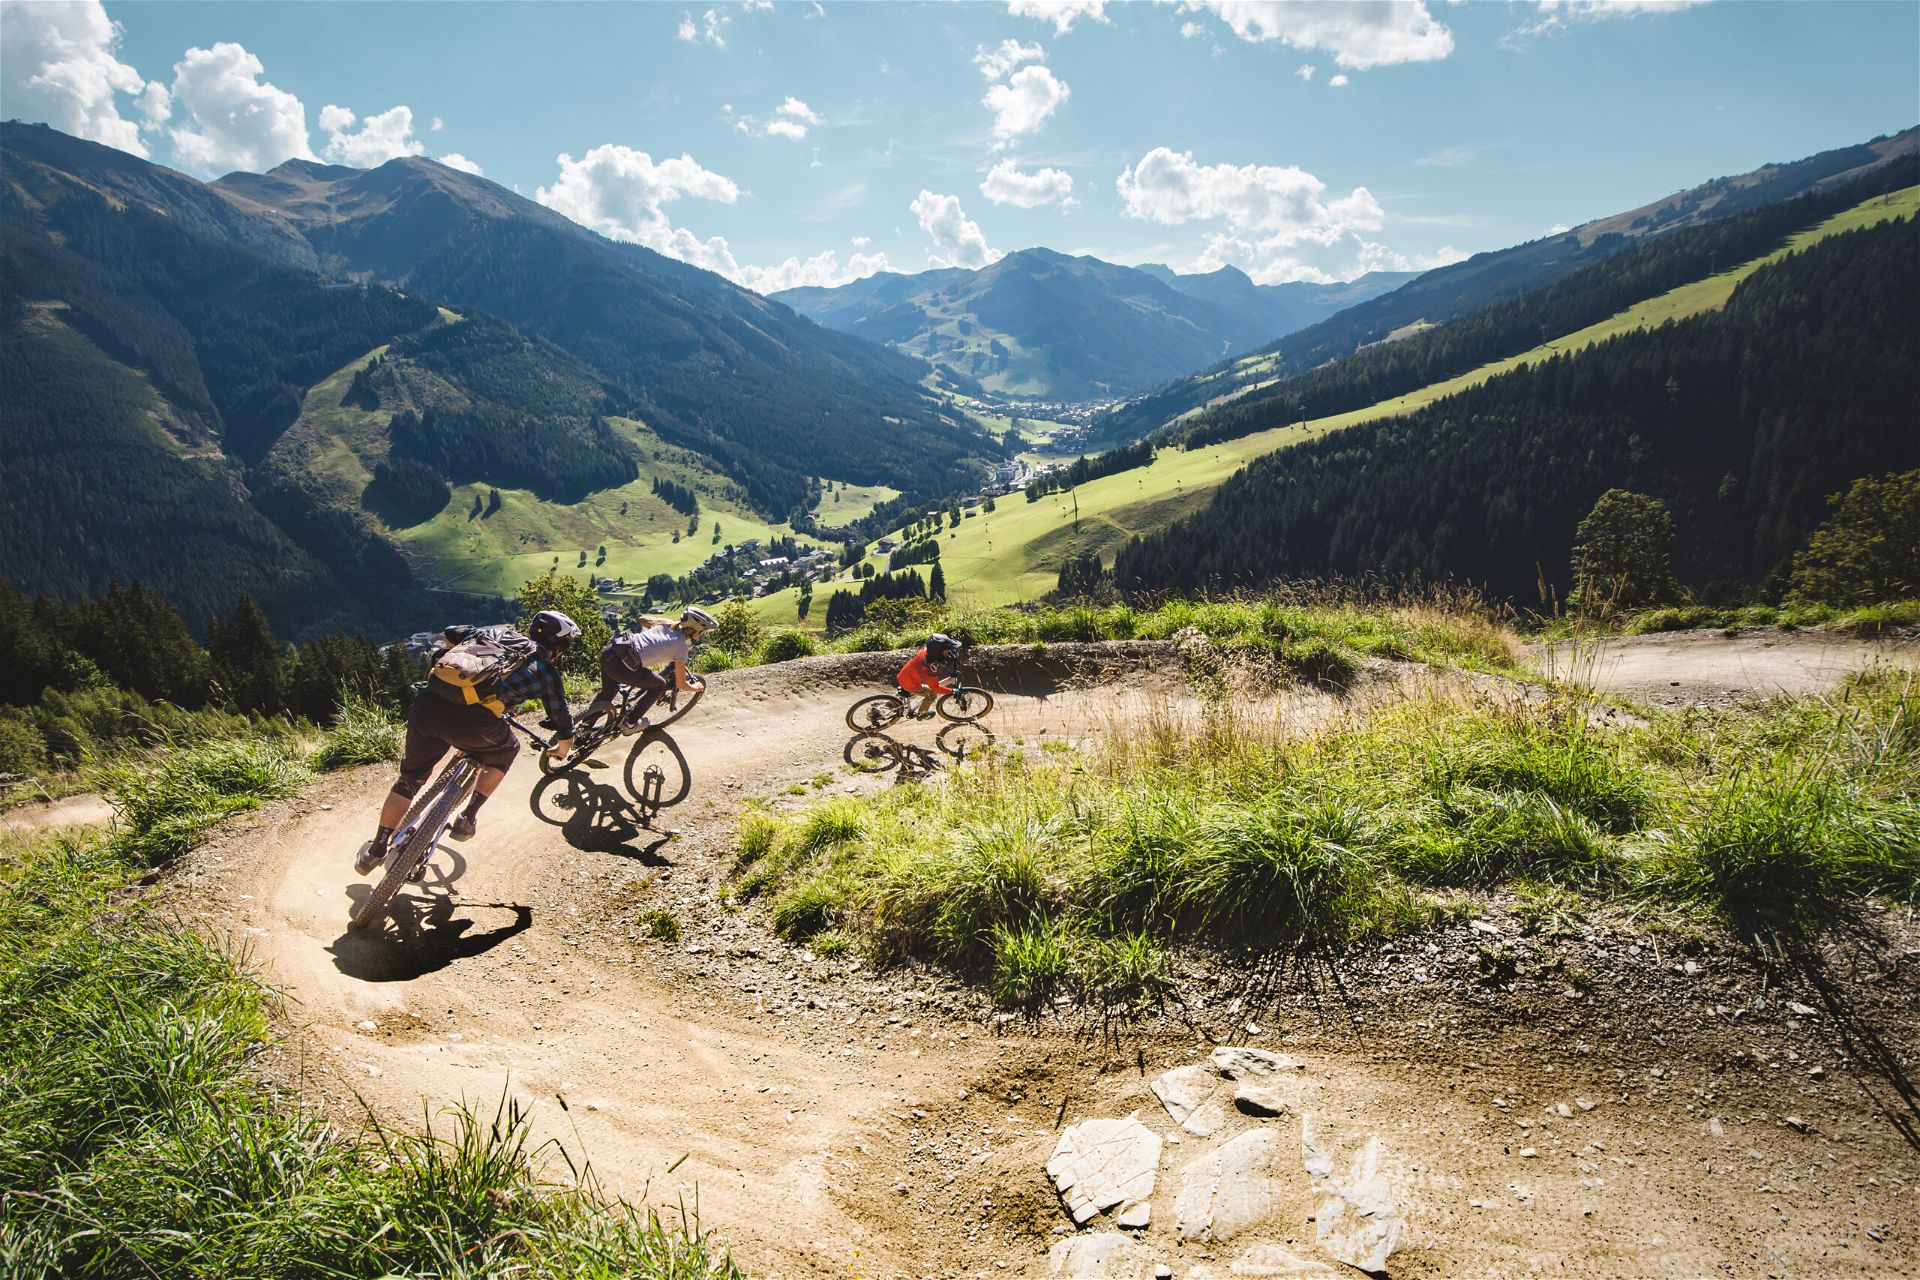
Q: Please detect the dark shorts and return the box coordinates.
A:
[594,649,670,710]
[398,687,520,784]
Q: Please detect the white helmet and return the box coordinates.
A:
[680,606,717,633]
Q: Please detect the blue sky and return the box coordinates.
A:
[4,1,1915,292]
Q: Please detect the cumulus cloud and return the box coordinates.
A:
[438,152,484,176]
[1006,1,1109,34]
[983,64,1070,142]
[431,116,444,131]
[1181,21,1208,39]
[1,0,169,157]
[1116,146,1417,283]
[911,190,1000,269]
[167,42,315,176]
[320,103,426,167]
[1352,238,1467,275]
[851,235,872,248]
[1328,73,1349,87]
[974,38,1046,80]
[1508,0,1711,44]
[979,159,1075,209]
[1295,63,1316,80]
[764,119,807,140]
[738,248,893,294]
[536,143,740,245]
[1178,1,1454,69]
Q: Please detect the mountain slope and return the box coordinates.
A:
[214,156,1005,516]
[1113,215,1920,602]
[772,250,1411,400]
[1101,126,1920,442]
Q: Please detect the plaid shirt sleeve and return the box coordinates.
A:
[497,657,573,739]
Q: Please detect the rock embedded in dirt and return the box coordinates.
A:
[1301,1115,1404,1274]
[1151,1063,1228,1136]
[1175,1129,1282,1241]
[1047,1114,1162,1226]
[1048,1231,1139,1278]
[1234,1082,1292,1117]
[1211,1046,1301,1080]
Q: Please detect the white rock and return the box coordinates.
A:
[1047,1114,1162,1226]
[1211,1046,1300,1080]
[1233,1081,1291,1117]
[1175,1129,1281,1241]
[1301,1116,1403,1274]
[1116,1200,1151,1229]
[1151,1064,1228,1136]
[1049,1232,1137,1278]
[1229,1244,1336,1276]
[356,1020,376,1032]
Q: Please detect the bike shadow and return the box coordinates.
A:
[329,897,532,982]
[530,742,685,864]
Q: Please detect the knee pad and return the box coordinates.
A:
[392,774,425,799]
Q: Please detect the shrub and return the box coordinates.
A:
[756,629,817,665]
[705,597,764,656]
[1571,489,1677,615]
[0,713,48,778]
[636,908,681,942]
[988,921,1076,1008]
[1787,470,1920,605]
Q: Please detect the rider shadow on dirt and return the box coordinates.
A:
[528,731,690,864]
[329,896,533,982]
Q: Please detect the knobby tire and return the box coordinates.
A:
[649,680,704,730]
[936,687,993,722]
[349,764,471,932]
[846,694,905,733]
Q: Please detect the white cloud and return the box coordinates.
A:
[739,248,893,294]
[1,0,169,157]
[979,158,1075,209]
[1328,73,1349,87]
[1178,1,1454,69]
[1117,146,1416,283]
[167,42,314,177]
[1181,21,1208,39]
[320,103,426,167]
[1295,63,1316,80]
[1508,0,1711,44]
[438,152,484,176]
[777,96,821,126]
[911,190,1000,269]
[851,235,872,248]
[974,38,1046,80]
[677,7,730,46]
[1006,1,1109,34]
[983,64,1070,142]
[536,143,740,246]
[765,119,807,140]
[1352,239,1467,275]
[431,116,444,132]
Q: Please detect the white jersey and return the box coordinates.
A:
[615,623,689,673]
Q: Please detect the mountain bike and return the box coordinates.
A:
[540,669,704,775]
[844,653,992,733]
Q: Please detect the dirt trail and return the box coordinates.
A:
[174,639,1920,1279]
[1529,627,1918,707]
[1,790,114,832]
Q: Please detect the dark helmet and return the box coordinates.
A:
[528,609,581,654]
[926,632,959,659]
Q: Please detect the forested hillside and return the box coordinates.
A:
[1100,128,1919,442]
[215,155,1006,516]
[1113,217,1920,602]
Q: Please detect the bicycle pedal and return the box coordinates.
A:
[408,859,430,883]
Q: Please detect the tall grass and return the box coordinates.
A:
[738,670,1920,1002]
[0,744,740,1279]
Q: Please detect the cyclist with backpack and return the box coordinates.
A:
[897,632,961,719]
[576,606,714,735]
[355,610,580,873]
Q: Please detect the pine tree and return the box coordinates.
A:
[210,595,286,714]
[929,562,946,602]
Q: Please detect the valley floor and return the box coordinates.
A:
[155,629,1918,1279]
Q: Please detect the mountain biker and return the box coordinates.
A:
[356,610,580,873]
[897,632,960,719]
[576,606,714,735]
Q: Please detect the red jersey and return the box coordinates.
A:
[897,647,955,695]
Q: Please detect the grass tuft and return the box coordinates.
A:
[311,692,404,771]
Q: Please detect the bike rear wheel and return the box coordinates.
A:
[936,686,994,722]
[349,763,471,932]
[846,694,905,733]
[843,732,902,773]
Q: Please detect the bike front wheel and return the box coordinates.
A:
[539,727,602,775]
[936,687,993,722]
[649,680,705,730]
[349,765,470,932]
[846,694,905,733]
